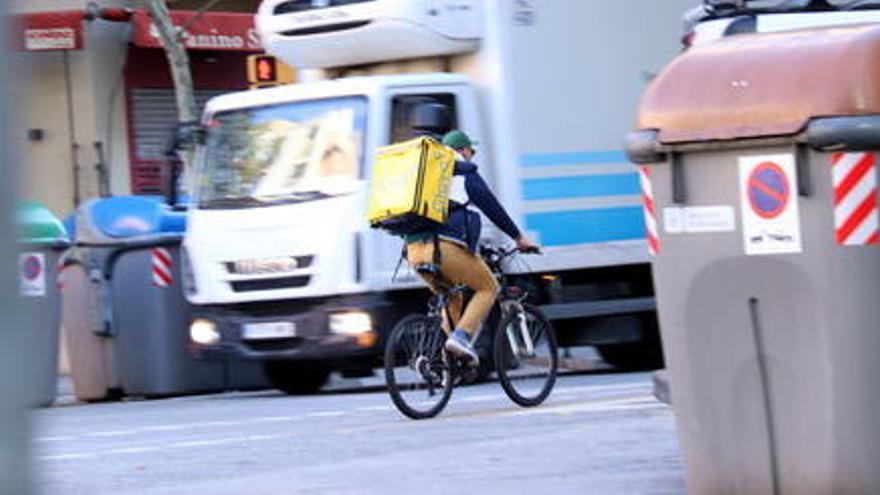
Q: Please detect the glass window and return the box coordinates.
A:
[197,96,367,208]
[389,94,458,144]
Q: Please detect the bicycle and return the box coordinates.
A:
[383,243,558,420]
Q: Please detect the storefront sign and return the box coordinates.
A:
[131,10,262,51]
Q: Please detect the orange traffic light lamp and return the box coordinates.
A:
[246,54,295,88]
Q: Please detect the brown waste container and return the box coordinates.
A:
[627,23,880,494]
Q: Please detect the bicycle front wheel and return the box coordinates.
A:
[384,314,453,419]
[494,303,558,407]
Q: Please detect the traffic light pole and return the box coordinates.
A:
[0,4,33,492]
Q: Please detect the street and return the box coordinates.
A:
[34,371,684,494]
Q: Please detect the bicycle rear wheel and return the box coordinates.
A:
[384,314,453,419]
[494,303,558,407]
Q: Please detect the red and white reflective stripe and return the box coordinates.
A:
[639,166,660,256]
[831,152,880,246]
[151,247,174,287]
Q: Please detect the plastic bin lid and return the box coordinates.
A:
[635,23,880,144]
[75,196,187,244]
[16,200,69,245]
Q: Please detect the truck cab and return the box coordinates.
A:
[184,73,483,392]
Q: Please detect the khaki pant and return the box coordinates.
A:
[407,239,499,335]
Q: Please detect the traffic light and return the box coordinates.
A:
[246,54,295,89]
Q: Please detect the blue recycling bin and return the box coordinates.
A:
[63,196,268,401]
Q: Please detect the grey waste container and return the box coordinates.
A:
[627,24,880,494]
[17,201,70,407]
[64,196,267,401]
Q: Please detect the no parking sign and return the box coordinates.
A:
[19,252,46,296]
[739,154,802,255]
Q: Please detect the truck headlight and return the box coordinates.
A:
[329,312,372,335]
[190,318,220,345]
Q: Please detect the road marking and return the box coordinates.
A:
[356,405,389,412]
[39,452,95,461]
[33,436,76,443]
[38,433,305,461]
[460,395,497,403]
[308,411,345,418]
[85,430,138,437]
[253,416,298,422]
[529,396,665,416]
[35,379,658,454]
[140,425,189,432]
[196,420,240,427]
[169,437,252,448]
[106,446,160,455]
[552,382,651,396]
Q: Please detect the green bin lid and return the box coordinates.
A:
[17,200,69,245]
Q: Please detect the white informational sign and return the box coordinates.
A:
[19,252,46,297]
[738,154,802,255]
[25,28,76,51]
[663,206,736,234]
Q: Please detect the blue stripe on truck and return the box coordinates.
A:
[524,207,646,247]
[520,150,629,167]
[522,173,640,201]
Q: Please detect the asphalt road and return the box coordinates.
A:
[32,371,685,494]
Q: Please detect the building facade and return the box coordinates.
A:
[11,0,262,217]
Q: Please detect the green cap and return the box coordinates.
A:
[442,129,477,150]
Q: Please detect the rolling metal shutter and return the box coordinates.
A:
[129,88,224,194]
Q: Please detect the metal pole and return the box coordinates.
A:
[0,4,34,492]
[63,51,81,208]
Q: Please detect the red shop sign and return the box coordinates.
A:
[130,10,262,52]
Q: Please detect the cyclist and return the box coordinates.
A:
[405,129,540,364]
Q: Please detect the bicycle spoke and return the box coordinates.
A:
[495,306,558,407]
[385,315,453,419]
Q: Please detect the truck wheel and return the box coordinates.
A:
[597,342,664,371]
[262,361,331,395]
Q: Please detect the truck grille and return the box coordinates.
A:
[225,255,314,275]
[230,276,311,292]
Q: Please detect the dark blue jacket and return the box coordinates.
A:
[435,160,520,252]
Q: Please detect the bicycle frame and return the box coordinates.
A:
[425,244,536,360]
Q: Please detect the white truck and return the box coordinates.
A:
[181,0,695,393]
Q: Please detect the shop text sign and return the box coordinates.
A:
[133,11,262,51]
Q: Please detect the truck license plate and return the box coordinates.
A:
[242,321,296,340]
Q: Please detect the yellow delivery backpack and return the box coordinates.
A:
[366,136,456,235]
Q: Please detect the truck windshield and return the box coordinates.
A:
[197,96,367,209]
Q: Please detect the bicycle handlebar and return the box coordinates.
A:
[480,244,542,271]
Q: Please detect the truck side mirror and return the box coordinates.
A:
[162,121,204,209]
[173,121,206,151]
